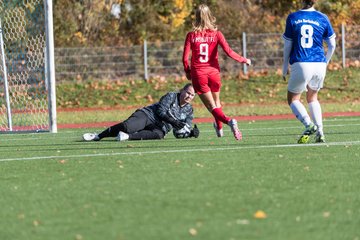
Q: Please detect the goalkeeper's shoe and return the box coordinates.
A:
[297,123,317,144]
[228,119,242,141]
[83,133,100,141]
[116,131,129,141]
[213,122,224,137]
[315,133,326,143]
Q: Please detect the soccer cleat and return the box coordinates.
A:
[228,119,242,141]
[315,134,326,143]
[213,122,224,137]
[83,133,100,141]
[297,123,317,144]
[298,135,310,144]
[116,131,129,141]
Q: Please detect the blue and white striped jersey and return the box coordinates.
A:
[283,8,335,64]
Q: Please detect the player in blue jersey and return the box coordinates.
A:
[282,0,336,143]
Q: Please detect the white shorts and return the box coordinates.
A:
[288,62,327,93]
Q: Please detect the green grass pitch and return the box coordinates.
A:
[1,117,360,240]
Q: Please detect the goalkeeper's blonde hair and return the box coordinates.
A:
[192,4,217,32]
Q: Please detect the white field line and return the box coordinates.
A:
[1,140,360,163]
[240,123,360,132]
[204,122,360,133]
[1,122,359,142]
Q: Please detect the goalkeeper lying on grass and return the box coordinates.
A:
[83,83,200,141]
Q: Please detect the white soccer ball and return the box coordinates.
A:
[173,123,191,138]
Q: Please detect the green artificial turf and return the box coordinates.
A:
[1,117,360,240]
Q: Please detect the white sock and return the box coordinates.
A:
[309,101,323,135]
[118,131,129,141]
[290,100,312,127]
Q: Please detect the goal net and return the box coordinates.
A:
[0,0,56,132]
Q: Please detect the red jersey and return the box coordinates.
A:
[182,30,247,74]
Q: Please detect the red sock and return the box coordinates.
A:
[211,107,231,124]
[215,119,223,130]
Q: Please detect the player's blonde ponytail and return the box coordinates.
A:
[192,4,217,32]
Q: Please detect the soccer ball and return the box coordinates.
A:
[173,124,191,138]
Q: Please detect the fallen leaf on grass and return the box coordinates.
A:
[189,228,197,236]
[33,220,40,227]
[75,234,83,240]
[254,210,267,219]
[323,212,331,218]
[196,163,204,168]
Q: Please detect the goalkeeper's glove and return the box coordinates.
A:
[161,115,186,130]
[171,120,186,130]
[190,124,200,138]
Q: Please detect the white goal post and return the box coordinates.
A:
[0,0,57,133]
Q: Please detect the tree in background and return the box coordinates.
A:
[116,0,193,44]
[54,0,124,46]
[112,0,216,43]
[54,0,197,46]
[254,0,360,28]
[317,0,360,26]
[53,0,360,47]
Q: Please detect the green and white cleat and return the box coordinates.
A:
[297,123,317,144]
[315,134,326,143]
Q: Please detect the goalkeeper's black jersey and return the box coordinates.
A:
[141,92,194,134]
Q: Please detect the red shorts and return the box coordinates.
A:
[191,68,221,94]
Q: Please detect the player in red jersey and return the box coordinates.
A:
[182,4,251,140]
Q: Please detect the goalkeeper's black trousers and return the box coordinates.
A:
[98,110,165,140]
